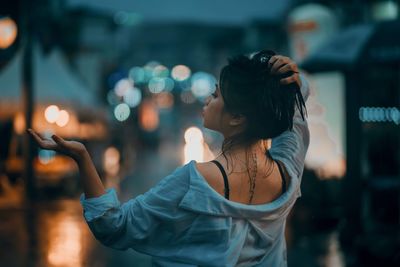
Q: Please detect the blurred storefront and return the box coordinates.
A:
[301,17,400,267]
[0,43,108,201]
[286,1,400,266]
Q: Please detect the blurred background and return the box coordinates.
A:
[0,0,399,266]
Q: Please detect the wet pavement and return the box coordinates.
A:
[0,143,347,267]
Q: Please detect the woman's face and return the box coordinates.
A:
[202,84,228,133]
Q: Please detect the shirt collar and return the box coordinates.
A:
[178,160,299,219]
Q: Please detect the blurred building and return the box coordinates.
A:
[296,0,400,265]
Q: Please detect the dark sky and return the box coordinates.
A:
[67,0,291,25]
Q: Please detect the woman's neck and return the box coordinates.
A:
[217,140,271,170]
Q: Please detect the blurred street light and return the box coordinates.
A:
[171,64,191,81]
[44,105,60,123]
[0,16,18,49]
[114,103,130,122]
[183,127,204,164]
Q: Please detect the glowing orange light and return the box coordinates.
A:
[103,146,120,176]
[0,17,17,49]
[154,92,174,109]
[13,112,25,134]
[139,100,159,131]
[47,217,83,267]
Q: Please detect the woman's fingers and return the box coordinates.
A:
[269,55,299,74]
[28,129,58,150]
[268,55,301,86]
[51,134,66,146]
[275,62,298,75]
[280,75,299,85]
[28,129,44,143]
[269,56,290,74]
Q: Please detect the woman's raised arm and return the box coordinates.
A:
[28,129,106,198]
[266,55,310,180]
[268,73,310,179]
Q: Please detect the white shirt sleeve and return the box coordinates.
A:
[79,165,192,254]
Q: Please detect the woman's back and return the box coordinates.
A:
[196,151,290,205]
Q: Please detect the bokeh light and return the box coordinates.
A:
[123,87,142,108]
[114,103,131,122]
[183,127,205,164]
[190,72,217,98]
[144,61,161,82]
[359,107,400,124]
[103,146,120,176]
[129,67,146,84]
[171,65,191,81]
[38,149,56,165]
[180,90,196,104]
[153,65,169,78]
[184,127,204,143]
[107,90,120,105]
[139,100,159,131]
[13,112,25,134]
[56,110,70,127]
[114,78,134,97]
[148,77,166,93]
[154,92,174,109]
[0,17,17,49]
[45,105,60,124]
[163,77,175,91]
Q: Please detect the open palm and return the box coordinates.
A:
[28,129,86,161]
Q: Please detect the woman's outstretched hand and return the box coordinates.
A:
[268,55,302,88]
[28,128,106,198]
[28,129,87,162]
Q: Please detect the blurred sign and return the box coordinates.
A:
[288,3,338,63]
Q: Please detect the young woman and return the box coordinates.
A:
[29,50,309,266]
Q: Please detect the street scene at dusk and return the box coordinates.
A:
[0,0,399,266]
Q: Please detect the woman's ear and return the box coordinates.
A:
[229,114,246,127]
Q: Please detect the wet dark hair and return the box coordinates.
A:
[219,50,307,167]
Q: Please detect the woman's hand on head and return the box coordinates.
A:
[28,129,87,162]
[268,55,302,88]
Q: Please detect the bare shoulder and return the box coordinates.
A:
[195,161,218,180]
[195,162,225,196]
[195,161,212,173]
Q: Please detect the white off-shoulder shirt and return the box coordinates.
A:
[80,75,310,267]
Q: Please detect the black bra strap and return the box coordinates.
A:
[275,161,287,194]
[210,160,230,200]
